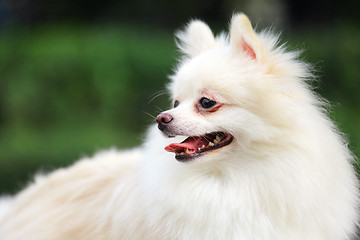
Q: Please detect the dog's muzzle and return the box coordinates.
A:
[156,112,175,137]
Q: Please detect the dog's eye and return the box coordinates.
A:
[200,97,216,109]
[173,100,179,108]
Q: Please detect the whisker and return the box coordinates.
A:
[143,111,157,121]
[155,106,165,113]
[148,90,168,104]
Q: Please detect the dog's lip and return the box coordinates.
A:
[164,132,233,162]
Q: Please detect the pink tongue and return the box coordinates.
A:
[165,137,202,153]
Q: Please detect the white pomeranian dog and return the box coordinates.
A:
[0,13,359,240]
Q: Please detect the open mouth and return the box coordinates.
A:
[164,132,234,162]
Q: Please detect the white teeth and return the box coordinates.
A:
[216,135,222,142]
[185,148,190,154]
[198,148,201,151]
[202,145,205,148]
[208,142,214,147]
[213,139,219,144]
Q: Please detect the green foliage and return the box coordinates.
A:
[0,24,359,194]
[285,25,360,172]
[0,25,175,128]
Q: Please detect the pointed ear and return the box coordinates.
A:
[230,13,265,61]
[176,20,216,58]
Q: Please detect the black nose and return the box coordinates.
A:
[156,112,173,132]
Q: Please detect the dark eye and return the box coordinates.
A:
[200,97,216,109]
[173,100,179,108]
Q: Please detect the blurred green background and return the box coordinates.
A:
[0,0,359,194]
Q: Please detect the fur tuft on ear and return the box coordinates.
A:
[230,13,265,61]
[175,20,216,58]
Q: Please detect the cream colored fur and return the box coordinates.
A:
[0,13,359,240]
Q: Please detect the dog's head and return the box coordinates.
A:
[156,13,310,162]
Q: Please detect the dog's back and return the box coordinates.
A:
[0,149,147,239]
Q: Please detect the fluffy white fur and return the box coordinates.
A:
[0,13,359,240]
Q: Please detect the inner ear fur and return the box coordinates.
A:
[229,13,265,61]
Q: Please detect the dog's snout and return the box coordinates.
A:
[156,112,174,136]
[156,113,173,125]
